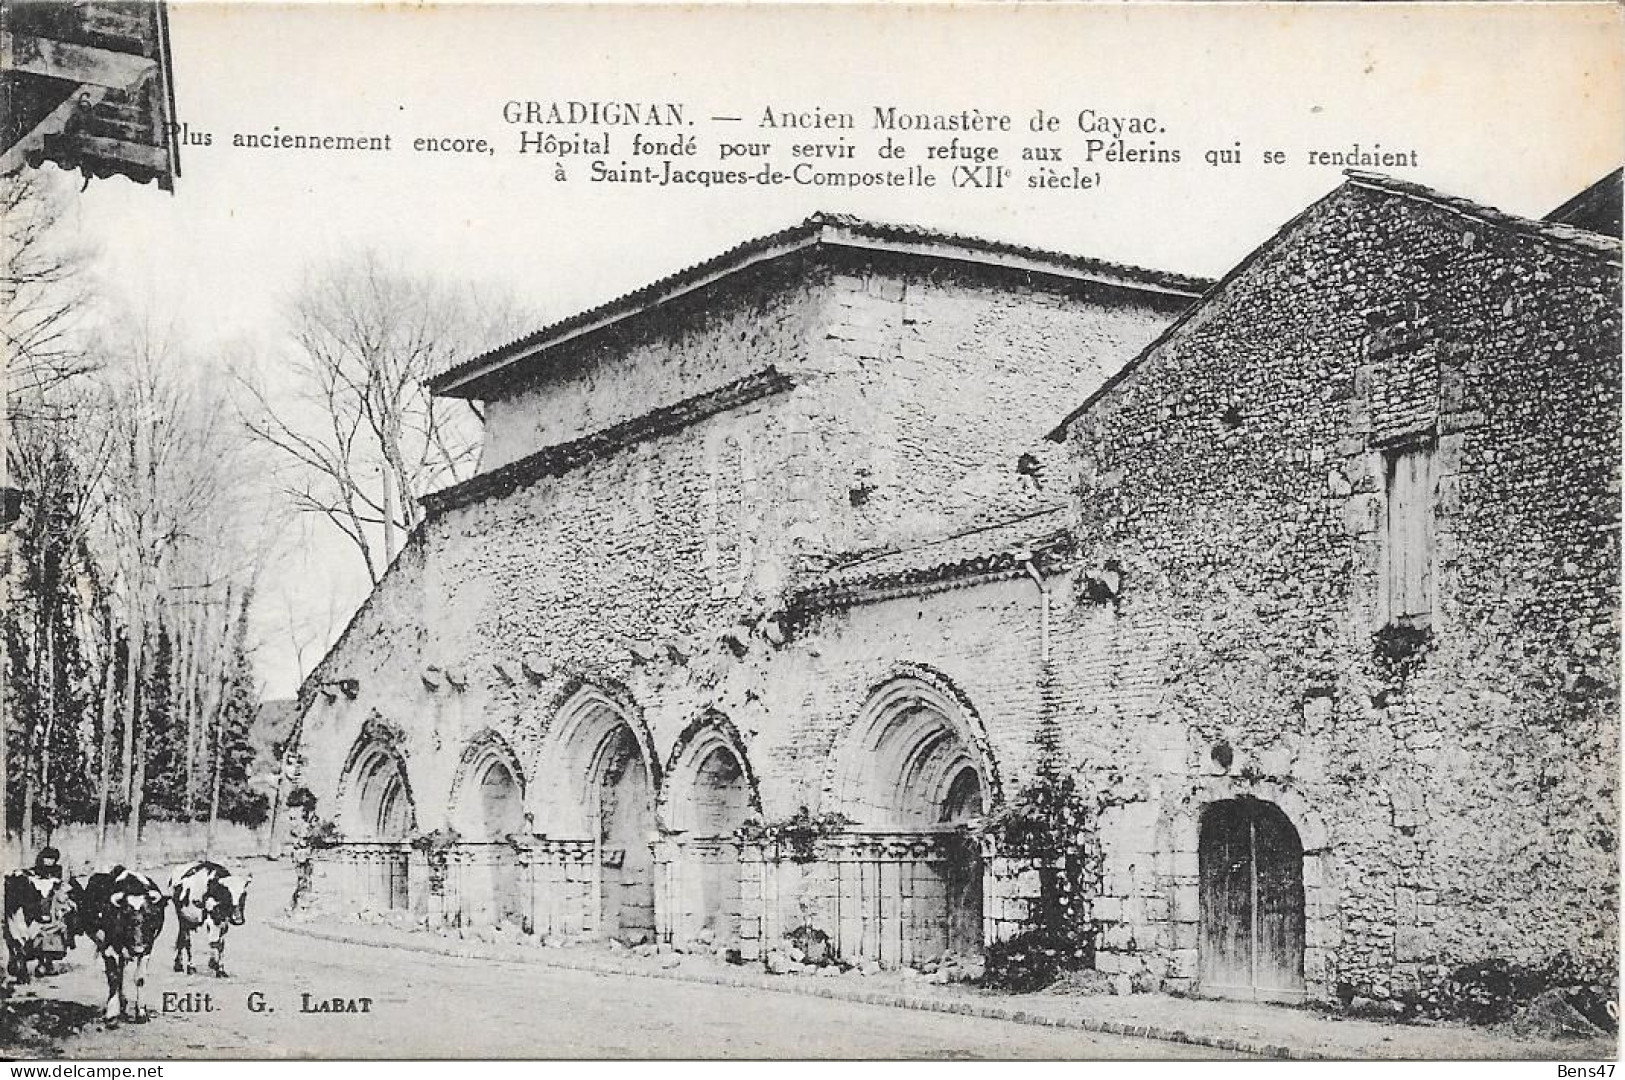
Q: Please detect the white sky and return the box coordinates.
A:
[54,2,1625,698]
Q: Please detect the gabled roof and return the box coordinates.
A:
[1348,170,1622,262]
[2,0,181,191]
[428,212,1213,400]
[1045,170,1624,442]
[1543,168,1623,239]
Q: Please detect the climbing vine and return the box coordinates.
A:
[409,825,463,854]
[978,770,1095,990]
[737,806,852,863]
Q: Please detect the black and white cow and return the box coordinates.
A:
[70,868,167,1022]
[4,869,70,983]
[169,861,250,977]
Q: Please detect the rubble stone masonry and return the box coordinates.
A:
[298,239,1190,903]
[1061,178,1621,1001]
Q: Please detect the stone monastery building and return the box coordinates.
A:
[296,171,1621,1006]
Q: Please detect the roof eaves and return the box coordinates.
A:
[1044,170,1625,445]
[429,212,1212,400]
[422,365,795,516]
[429,224,825,398]
[1345,170,1623,265]
[787,508,1073,614]
[1544,168,1623,231]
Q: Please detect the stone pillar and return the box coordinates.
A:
[736,843,768,960]
[652,837,680,945]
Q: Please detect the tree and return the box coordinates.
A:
[4,387,113,849]
[1,170,97,853]
[1,170,96,412]
[242,253,530,586]
[90,321,280,852]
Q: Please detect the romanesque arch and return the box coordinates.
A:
[445,729,527,927]
[829,669,999,828]
[827,669,998,962]
[661,712,760,835]
[535,684,660,943]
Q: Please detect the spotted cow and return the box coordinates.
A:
[169,861,250,977]
[71,868,167,1022]
[4,869,70,983]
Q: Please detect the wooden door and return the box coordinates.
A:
[1199,799,1305,1001]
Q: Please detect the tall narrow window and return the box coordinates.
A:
[1384,445,1436,626]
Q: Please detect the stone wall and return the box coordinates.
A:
[299,246,1183,849]
[1060,180,1621,1001]
[479,260,824,471]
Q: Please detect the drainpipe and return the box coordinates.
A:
[1015,550,1051,668]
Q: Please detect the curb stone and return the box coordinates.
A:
[267,919,1295,1059]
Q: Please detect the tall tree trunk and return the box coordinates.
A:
[118,622,143,856]
[205,677,227,855]
[38,623,64,848]
[95,639,119,853]
[127,709,148,856]
[22,594,50,862]
[180,605,201,819]
[119,611,141,812]
[21,616,57,860]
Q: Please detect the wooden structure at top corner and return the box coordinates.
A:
[1,0,180,191]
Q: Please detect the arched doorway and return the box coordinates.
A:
[593,724,656,943]
[938,763,985,957]
[1199,799,1306,1001]
[342,743,416,911]
[690,745,749,938]
[833,676,994,965]
[537,688,662,944]
[661,716,759,948]
[452,734,528,929]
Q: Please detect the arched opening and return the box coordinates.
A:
[661,716,759,949]
[351,747,415,840]
[938,764,985,957]
[592,724,656,944]
[832,676,993,965]
[1199,798,1306,1002]
[693,747,749,836]
[536,688,662,944]
[838,698,985,828]
[940,765,985,824]
[449,738,528,930]
[478,760,523,838]
[690,745,748,940]
[341,744,416,911]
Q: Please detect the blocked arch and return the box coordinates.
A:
[335,726,418,840]
[826,666,1002,828]
[449,728,528,838]
[660,711,762,835]
[532,682,662,837]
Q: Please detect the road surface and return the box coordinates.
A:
[1,861,1237,1059]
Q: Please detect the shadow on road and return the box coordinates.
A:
[1,995,105,1056]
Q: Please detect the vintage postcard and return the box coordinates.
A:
[0,0,1621,1065]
